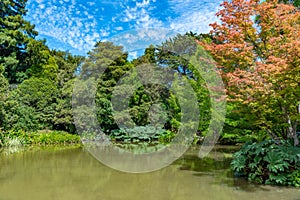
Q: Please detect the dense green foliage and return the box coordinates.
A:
[231,140,300,186]
[278,0,300,7]
[0,0,210,146]
[156,34,211,134]
[76,35,211,141]
[0,0,84,143]
[0,129,81,146]
[1,50,83,133]
[220,103,266,144]
[1,0,37,83]
[109,126,175,144]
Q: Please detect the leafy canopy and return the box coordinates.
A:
[202,0,300,146]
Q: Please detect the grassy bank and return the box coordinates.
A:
[0,130,81,147]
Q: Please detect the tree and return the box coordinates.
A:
[25,39,59,81]
[132,45,156,65]
[131,47,175,130]
[76,41,133,133]
[51,50,84,133]
[157,34,197,77]
[278,0,300,7]
[4,77,59,131]
[0,67,9,127]
[51,50,84,87]
[0,0,38,83]
[156,34,212,134]
[202,0,300,146]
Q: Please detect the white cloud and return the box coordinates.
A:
[167,0,221,34]
[87,2,96,6]
[136,0,150,8]
[169,10,219,34]
[109,29,175,52]
[26,0,102,53]
[128,51,138,59]
[26,0,221,55]
[120,0,163,29]
[38,4,45,9]
[119,0,220,35]
[36,0,44,3]
[100,29,110,37]
[115,26,124,31]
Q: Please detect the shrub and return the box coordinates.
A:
[29,131,81,145]
[231,140,300,187]
[0,129,4,146]
[2,130,30,146]
[110,125,176,144]
[0,130,81,146]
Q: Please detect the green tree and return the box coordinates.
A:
[156,34,212,134]
[51,50,84,133]
[77,41,133,133]
[278,0,300,7]
[0,0,38,83]
[132,45,156,65]
[51,50,84,87]
[0,68,9,127]
[25,39,59,81]
[4,77,59,131]
[130,47,174,129]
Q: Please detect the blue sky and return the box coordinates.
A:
[25,0,222,56]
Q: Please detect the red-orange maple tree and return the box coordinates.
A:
[201,0,300,145]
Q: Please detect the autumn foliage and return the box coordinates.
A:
[201,0,300,145]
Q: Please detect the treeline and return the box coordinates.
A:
[0,0,299,146]
[0,1,81,133]
[0,0,214,140]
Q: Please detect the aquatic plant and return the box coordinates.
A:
[231,140,300,187]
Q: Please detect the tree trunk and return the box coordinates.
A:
[293,134,299,146]
[287,116,299,146]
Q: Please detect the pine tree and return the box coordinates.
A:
[0,0,38,83]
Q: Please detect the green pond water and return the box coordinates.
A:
[0,145,299,200]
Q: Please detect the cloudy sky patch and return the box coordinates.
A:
[25,0,222,55]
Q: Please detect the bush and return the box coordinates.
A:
[30,131,81,145]
[231,140,300,187]
[1,130,29,146]
[109,125,176,144]
[219,130,268,145]
[0,129,4,146]
[0,130,81,146]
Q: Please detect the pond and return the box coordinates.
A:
[0,145,299,200]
